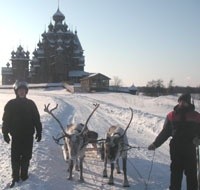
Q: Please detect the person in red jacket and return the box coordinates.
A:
[2,80,42,188]
[148,93,200,190]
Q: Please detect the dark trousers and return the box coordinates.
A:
[170,142,197,190]
[11,136,33,180]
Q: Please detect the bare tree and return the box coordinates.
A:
[145,79,165,96]
[167,79,174,95]
[111,76,123,91]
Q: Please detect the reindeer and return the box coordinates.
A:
[44,103,99,182]
[102,107,133,187]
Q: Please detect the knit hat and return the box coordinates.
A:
[178,93,191,104]
[13,80,29,95]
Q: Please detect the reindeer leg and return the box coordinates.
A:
[68,160,73,180]
[116,158,121,174]
[79,157,84,182]
[122,157,129,187]
[103,156,108,177]
[100,142,105,161]
[75,158,80,171]
[64,141,69,161]
[108,163,114,185]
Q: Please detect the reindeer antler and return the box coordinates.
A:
[85,103,100,127]
[121,107,133,137]
[80,103,100,135]
[44,103,70,138]
[52,134,65,145]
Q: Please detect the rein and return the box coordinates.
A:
[122,143,148,151]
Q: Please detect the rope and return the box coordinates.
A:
[127,149,156,190]
[52,133,65,145]
[54,135,156,189]
[145,150,155,190]
[123,143,147,152]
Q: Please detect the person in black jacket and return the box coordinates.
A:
[148,93,200,190]
[2,81,42,188]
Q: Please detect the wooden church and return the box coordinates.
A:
[1,8,89,85]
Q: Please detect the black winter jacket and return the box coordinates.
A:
[2,97,42,137]
[153,104,200,148]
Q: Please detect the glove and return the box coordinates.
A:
[3,134,10,144]
[193,137,200,146]
[35,133,42,142]
[148,143,156,150]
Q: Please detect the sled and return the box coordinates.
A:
[62,143,101,162]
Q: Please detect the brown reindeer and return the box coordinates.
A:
[102,107,133,187]
[44,103,99,182]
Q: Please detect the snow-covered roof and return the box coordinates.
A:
[129,84,137,91]
[68,70,89,77]
[81,73,110,80]
[57,29,64,34]
[56,46,64,52]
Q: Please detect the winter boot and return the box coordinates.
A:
[20,160,29,181]
[9,179,16,188]
[9,178,20,188]
[11,162,20,183]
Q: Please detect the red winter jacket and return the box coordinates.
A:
[153,104,200,148]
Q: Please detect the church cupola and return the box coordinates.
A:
[1,6,87,85]
[63,22,68,32]
[53,8,65,23]
[48,21,54,32]
[10,45,30,81]
[11,45,29,59]
[6,62,10,68]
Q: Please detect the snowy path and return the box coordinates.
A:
[0,88,190,189]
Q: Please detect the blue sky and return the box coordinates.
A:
[0,0,199,87]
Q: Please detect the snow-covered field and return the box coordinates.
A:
[1,87,199,189]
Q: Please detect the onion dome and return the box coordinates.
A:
[41,30,47,38]
[53,8,65,23]
[26,51,30,57]
[48,21,54,32]
[37,40,42,48]
[17,45,23,52]
[63,22,68,32]
[16,45,28,58]
[11,50,15,58]
[6,62,10,67]
[33,48,38,56]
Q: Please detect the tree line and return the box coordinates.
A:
[137,79,200,97]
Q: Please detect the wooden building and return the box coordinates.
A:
[1,8,88,84]
[80,73,110,92]
[1,46,30,84]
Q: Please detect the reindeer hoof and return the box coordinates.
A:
[79,178,84,183]
[103,170,107,177]
[123,181,130,187]
[108,177,114,185]
[108,181,114,185]
[68,176,73,180]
